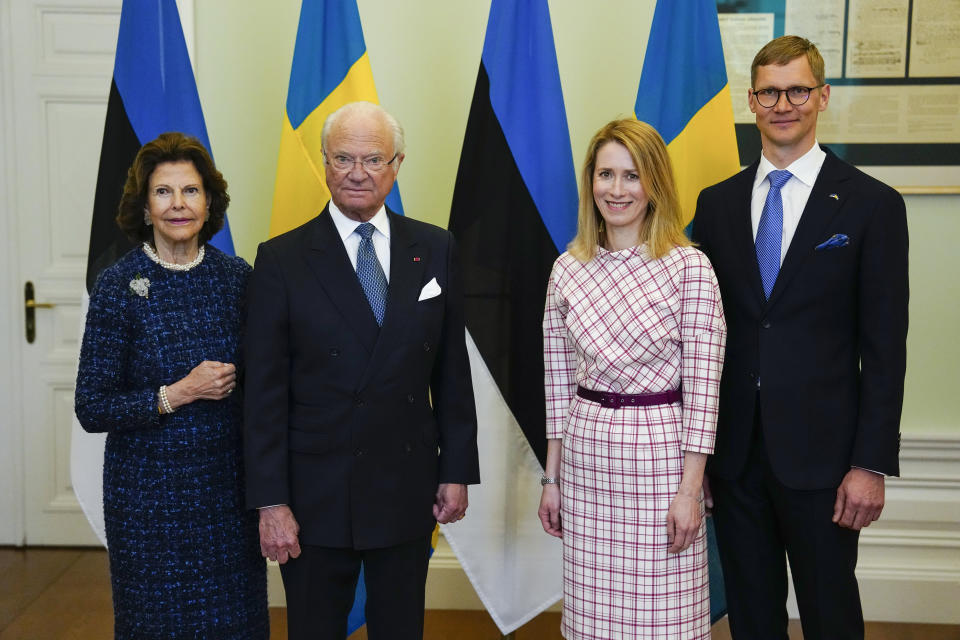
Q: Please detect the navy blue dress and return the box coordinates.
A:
[76,245,268,639]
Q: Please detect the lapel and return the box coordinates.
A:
[727,160,767,303]
[302,206,380,354]
[356,212,426,389]
[766,149,850,308]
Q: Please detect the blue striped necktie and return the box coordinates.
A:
[355,222,387,325]
[756,169,792,299]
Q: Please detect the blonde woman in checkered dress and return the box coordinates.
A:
[539,119,726,639]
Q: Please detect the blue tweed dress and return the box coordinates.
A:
[76,245,268,639]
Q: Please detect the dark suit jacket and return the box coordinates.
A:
[692,148,908,490]
[244,205,480,549]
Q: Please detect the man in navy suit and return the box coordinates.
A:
[244,101,479,640]
[692,37,908,639]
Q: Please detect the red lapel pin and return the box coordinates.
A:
[413,256,421,262]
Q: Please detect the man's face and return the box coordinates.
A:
[323,112,403,222]
[749,56,829,157]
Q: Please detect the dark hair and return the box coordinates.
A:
[116,132,229,244]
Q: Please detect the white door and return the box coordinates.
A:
[0,0,121,545]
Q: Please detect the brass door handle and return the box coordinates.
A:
[24,281,55,343]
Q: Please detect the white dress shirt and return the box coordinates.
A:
[328,201,391,282]
[751,142,826,264]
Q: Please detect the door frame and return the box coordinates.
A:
[0,0,26,546]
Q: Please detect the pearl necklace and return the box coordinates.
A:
[142,242,205,271]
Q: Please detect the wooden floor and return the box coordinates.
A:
[1,548,957,639]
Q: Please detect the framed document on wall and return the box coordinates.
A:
[716,0,960,193]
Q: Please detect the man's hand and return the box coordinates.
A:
[433,483,468,524]
[258,505,302,564]
[537,485,562,538]
[833,468,885,530]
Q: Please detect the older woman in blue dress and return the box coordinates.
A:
[76,132,267,638]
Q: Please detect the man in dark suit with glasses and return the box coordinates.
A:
[693,36,908,639]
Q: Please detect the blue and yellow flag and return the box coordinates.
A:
[270,0,402,238]
[635,0,738,622]
[269,1,407,632]
[635,0,740,226]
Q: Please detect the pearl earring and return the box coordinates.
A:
[144,210,152,226]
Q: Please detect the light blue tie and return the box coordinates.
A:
[756,170,792,299]
[355,222,387,325]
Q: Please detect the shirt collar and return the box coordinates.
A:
[328,201,391,242]
[755,141,826,190]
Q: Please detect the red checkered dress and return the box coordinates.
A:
[543,245,726,640]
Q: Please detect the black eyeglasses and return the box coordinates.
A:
[751,85,824,108]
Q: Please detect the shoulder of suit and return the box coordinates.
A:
[390,212,452,242]
[700,160,757,198]
[256,215,319,255]
[820,149,903,202]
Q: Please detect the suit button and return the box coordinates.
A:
[329,348,340,357]
[761,321,771,329]
[354,448,364,457]
[354,395,364,407]
[404,442,413,453]
[407,394,415,404]
[423,341,431,352]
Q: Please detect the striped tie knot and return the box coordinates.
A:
[356,222,376,240]
[768,169,793,190]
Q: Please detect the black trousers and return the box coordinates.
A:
[279,533,433,640]
[711,410,863,640]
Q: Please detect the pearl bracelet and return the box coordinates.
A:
[159,385,175,414]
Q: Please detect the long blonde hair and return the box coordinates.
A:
[568,119,690,262]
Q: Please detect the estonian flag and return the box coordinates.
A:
[635,0,741,623]
[72,0,233,547]
[268,0,405,633]
[444,0,577,633]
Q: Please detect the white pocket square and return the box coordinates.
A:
[418,277,441,301]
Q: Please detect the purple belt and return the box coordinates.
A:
[576,385,682,409]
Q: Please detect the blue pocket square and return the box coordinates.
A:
[815,234,849,250]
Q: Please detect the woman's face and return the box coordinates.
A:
[592,141,648,237]
[146,160,208,249]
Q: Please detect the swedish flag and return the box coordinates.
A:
[635,0,740,226]
[635,0,740,623]
[270,0,403,239]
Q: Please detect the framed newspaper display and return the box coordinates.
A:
[716,0,960,193]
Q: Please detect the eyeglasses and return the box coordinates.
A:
[324,152,398,173]
[751,85,824,108]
